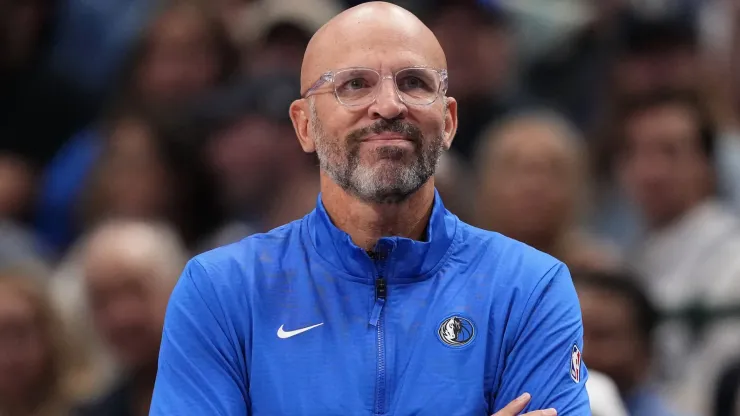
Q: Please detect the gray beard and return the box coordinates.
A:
[309,102,445,204]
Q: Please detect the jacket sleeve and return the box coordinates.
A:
[150,259,249,415]
[491,263,591,414]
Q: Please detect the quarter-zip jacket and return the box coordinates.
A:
[150,190,591,415]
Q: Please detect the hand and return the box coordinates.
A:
[491,393,557,416]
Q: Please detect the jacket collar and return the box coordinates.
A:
[304,189,457,282]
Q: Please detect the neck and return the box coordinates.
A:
[320,173,435,251]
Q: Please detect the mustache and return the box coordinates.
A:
[346,119,423,144]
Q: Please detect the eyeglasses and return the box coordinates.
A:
[302,66,448,107]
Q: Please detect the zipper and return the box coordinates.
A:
[368,246,389,415]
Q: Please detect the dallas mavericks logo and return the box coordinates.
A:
[437,315,475,347]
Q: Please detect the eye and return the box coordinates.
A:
[398,76,427,90]
[342,78,370,91]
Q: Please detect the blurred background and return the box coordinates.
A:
[0,0,739,415]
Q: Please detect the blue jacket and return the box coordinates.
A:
[150,191,591,415]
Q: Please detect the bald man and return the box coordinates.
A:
[150,3,591,415]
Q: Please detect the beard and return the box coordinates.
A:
[309,101,446,204]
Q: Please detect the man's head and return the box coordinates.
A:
[289,1,457,205]
[199,74,308,217]
[574,270,658,393]
[616,91,715,228]
[474,111,586,247]
[81,220,187,371]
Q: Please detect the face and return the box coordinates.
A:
[578,286,646,392]
[85,259,165,369]
[309,99,445,204]
[294,15,456,204]
[618,103,712,227]
[137,5,221,104]
[0,284,48,401]
[477,122,579,242]
[98,118,173,218]
[207,116,294,211]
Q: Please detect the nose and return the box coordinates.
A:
[367,76,408,120]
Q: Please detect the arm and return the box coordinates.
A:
[492,263,591,415]
[150,259,249,415]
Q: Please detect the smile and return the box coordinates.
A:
[362,133,413,143]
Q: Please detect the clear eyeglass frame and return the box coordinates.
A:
[301,66,449,107]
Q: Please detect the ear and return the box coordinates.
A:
[442,97,458,150]
[290,98,315,153]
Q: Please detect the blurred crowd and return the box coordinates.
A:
[1,0,739,415]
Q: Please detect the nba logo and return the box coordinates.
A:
[570,344,582,383]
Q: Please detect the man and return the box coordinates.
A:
[75,220,187,416]
[575,270,681,416]
[150,2,590,415]
[473,110,620,272]
[616,91,740,414]
[194,73,320,250]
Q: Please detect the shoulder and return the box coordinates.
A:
[176,218,306,301]
[192,219,305,277]
[451,219,578,324]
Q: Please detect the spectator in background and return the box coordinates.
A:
[35,0,239,255]
[195,73,319,248]
[423,0,528,161]
[109,0,239,111]
[0,273,83,416]
[74,220,187,416]
[244,0,340,77]
[575,270,680,416]
[473,110,619,271]
[615,91,740,414]
[78,107,223,252]
[588,11,705,248]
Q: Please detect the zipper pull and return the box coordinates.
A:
[375,277,387,299]
[369,277,386,327]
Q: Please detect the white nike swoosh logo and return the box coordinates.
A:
[277,323,324,339]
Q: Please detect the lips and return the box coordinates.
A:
[362,132,413,142]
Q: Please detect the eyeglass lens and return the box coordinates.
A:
[333,68,441,106]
